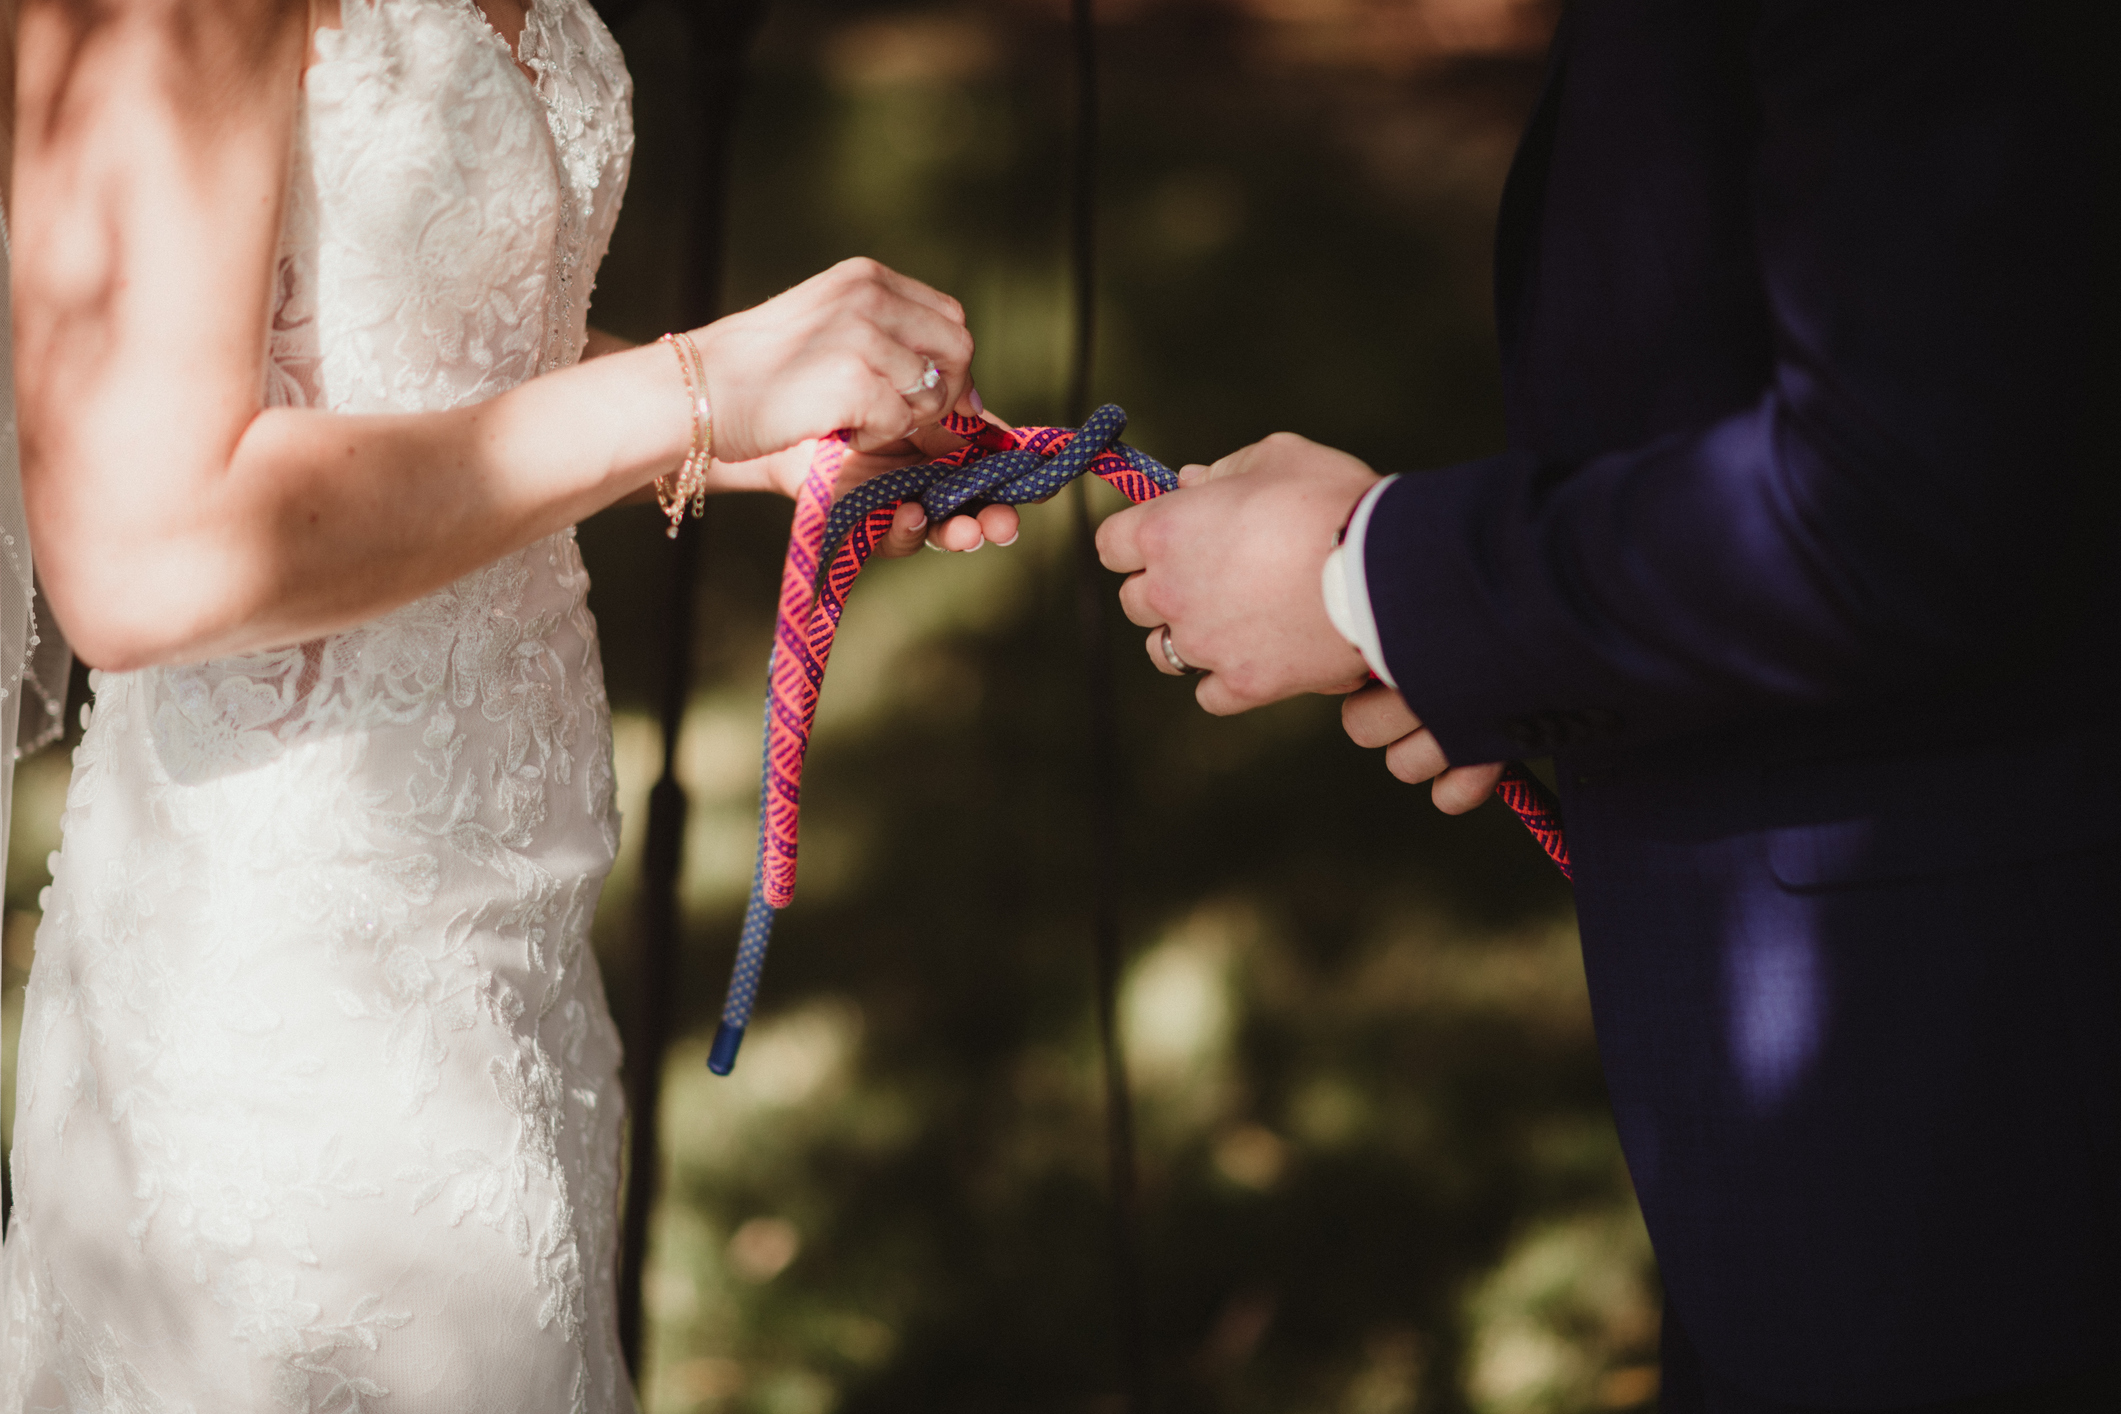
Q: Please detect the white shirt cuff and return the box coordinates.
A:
[1320,475,1399,689]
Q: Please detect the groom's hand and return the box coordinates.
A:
[1340,682,1506,814]
[1095,433,1375,715]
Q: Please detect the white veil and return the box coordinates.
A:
[0,210,73,873]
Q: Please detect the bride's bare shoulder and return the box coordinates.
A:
[10,0,312,326]
[13,0,311,110]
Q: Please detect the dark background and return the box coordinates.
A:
[4,1,1661,1410]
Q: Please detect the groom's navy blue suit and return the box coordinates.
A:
[1362,2,2116,1407]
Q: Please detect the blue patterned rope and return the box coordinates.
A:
[709,405,1174,1075]
[809,403,1175,599]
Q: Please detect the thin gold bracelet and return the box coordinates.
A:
[656,331,713,538]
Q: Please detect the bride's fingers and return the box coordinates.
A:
[842,325,972,450]
[846,370,924,452]
[794,257,966,331]
[872,501,930,559]
[829,256,969,329]
[917,342,975,420]
[919,504,1019,554]
[928,514,986,552]
[906,420,969,458]
[874,332,948,402]
[976,505,1019,547]
[864,301,973,388]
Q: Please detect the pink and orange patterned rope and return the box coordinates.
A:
[707,405,1569,1074]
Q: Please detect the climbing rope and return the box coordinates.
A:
[1497,763,1570,878]
[705,404,1569,1074]
[707,404,1174,1073]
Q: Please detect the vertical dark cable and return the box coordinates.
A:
[1064,2,1099,428]
[618,502,697,1381]
[616,0,770,1378]
[1065,0,1152,1407]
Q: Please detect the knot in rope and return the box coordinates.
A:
[812,403,1177,598]
[706,402,1567,1077]
[708,405,1176,1074]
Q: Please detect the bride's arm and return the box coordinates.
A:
[12,0,980,672]
[581,326,1021,549]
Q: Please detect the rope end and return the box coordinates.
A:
[707,1022,747,1075]
[764,856,797,910]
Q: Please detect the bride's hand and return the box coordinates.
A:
[692,257,981,465]
[706,418,1023,556]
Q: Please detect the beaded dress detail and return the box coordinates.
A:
[0,0,638,1407]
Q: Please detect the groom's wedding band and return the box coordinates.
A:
[1159,624,1203,676]
[899,357,942,398]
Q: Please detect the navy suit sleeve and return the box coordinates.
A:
[1368,4,2112,765]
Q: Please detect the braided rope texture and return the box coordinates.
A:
[713,406,1176,1071]
[709,404,1567,1074]
[1496,763,1571,879]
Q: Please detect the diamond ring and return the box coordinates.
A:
[899,357,941,398]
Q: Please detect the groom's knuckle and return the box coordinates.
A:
[1136,513,1175,559]
[1138,579,1177,622]
[1095,516,1134,564]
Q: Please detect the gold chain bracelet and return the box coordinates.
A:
[656,331,713,539]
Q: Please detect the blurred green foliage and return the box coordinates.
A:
[576,1,1655,1410]
[3,1,1660,1411]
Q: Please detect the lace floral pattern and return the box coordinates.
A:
[1,1,638,1408]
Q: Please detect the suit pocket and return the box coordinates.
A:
[1764,732,2121,889]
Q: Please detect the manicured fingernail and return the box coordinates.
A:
[924,539,947,553]
[995,530,1020,547]
[962,538,982,553]
[906,508,927,529]
[968,387,985,416]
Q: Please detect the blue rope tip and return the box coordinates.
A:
[707,1022,746,1076]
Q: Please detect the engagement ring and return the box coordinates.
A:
[900,357,941,398]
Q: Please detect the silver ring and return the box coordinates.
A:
[899,357,941,398]
[1159,624,1202,676]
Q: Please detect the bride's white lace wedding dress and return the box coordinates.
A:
[2,0,640,1407]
